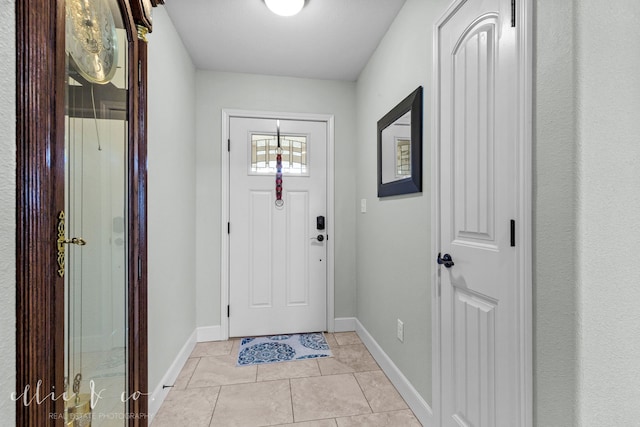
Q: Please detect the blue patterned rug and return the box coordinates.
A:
[237,332,332,366]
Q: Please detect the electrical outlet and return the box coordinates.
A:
[397,319,404,342]
[360,198,367,213]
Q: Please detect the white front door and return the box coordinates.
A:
[436,0,523,425]
[229,116,327,337]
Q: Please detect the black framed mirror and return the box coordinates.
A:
[377,86,423,197]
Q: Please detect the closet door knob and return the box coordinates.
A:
[437,252,454,268]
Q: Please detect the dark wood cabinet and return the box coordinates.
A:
[16,1,158,425]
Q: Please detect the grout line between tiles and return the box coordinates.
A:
[288,378,296,423]
[206,386,221,427]
[183,356,202,389]
[352,372,374,415]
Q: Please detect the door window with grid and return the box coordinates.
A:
[250,133,308,175]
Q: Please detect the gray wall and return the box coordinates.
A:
[194,71,357,328]
[147,7,198,392]
[534,0,640,424]
[533,0,578,425]
[0,0,15,423]
[574,0,640,424]
[355,0,450,405]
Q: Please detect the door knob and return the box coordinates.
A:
[311,234,325,242]
[437,252,454,268]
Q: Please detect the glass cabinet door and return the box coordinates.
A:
[64,0,130,425]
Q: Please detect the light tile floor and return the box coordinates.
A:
[152,332,422,426]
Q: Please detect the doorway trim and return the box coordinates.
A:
[220,109,336,340]
[431,0,533,426]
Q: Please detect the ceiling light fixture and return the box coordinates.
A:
[264,0,306,17]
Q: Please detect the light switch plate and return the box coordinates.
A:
[360,198,367,213]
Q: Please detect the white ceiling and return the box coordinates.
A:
[164,0,406,81]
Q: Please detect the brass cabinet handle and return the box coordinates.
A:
[64,237,86,246]
[57,211,66,277]
[56,211,87,278]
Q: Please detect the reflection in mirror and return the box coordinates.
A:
[396,138,411,177]
[377,86,423,197]
[381,111,411,184]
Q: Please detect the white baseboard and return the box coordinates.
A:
[197,325,222,342]
[355,319,433,427]
[333,317,357,332]
[148,330,197,423]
